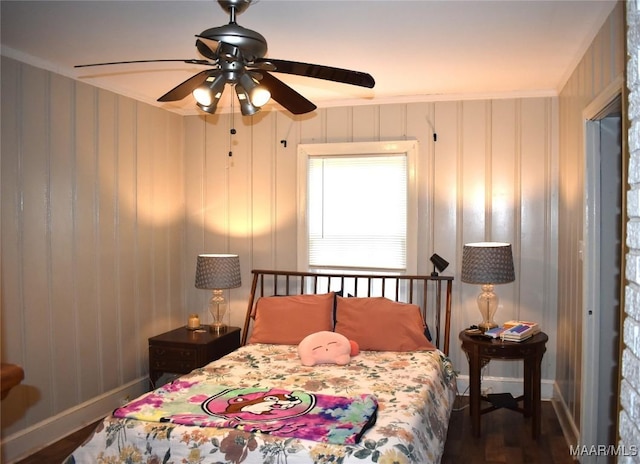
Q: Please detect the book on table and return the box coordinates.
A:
[482,321,540,341]
[500,321,540,341]
[503,320,540,332]
[482,326,508,339]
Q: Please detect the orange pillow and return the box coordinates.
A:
[334,296,436,351]
[248,292,334,345]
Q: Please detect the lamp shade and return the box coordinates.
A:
[195,254,241,289]
[461,242,515,284]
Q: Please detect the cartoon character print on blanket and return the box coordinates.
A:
[219,389,304,415]
[202,387,314,433]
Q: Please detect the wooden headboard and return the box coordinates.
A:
[242,269,453,355]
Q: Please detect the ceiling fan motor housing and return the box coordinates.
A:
[199,23,268,62]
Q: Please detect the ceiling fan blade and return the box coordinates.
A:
[258,72,317,115]
[196,39,218,61]
[75,58,213,68]
[157,70,213,102]
[254,58,375,88]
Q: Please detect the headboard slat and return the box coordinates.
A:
[241,269,454,355]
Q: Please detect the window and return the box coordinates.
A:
[297,141,418,273]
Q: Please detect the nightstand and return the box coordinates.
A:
[149,326,241,387]
[459,330,548,439]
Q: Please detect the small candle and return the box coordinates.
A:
[188,314,200,329]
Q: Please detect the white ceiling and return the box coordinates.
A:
[1,0,617,116]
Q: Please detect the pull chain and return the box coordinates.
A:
[229,89,236,157]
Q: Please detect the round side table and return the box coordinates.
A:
[459,330,548,439]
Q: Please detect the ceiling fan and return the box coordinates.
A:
[76,0,375,116]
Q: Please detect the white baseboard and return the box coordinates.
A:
[551,382,579,450]
[1,377,148,464]
[454,374,555,400]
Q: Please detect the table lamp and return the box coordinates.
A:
[461,242,515,331]
[195,254,241,333]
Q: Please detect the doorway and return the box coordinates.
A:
[582,88,623,462]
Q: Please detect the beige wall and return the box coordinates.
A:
[554,0,625,444]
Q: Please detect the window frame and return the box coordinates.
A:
[297,140,419,274]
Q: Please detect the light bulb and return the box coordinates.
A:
[250,86,271,107]
[193,87,213,107]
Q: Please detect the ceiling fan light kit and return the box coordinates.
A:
[193,73,226,109]
[75,0,374,116]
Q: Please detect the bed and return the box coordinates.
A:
[65,269,456,464]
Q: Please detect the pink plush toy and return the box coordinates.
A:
[298,331,359,366]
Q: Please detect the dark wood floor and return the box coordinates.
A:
[17,397,575,464]
[442,397,576,464]
[13,418,102,464]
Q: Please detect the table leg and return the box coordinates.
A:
[523,357,532,417]
[531,351,543,439]
[469,346,482,437]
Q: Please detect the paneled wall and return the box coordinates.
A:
[1,57,186,442]
[183,98,558,384]
[555,0,625,439]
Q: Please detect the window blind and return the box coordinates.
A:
[307,154,407,270]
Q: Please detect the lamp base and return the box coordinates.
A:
[209,289,229,334]
[476,284,499,332]
[210,322,227,334]
[478,320,498,332]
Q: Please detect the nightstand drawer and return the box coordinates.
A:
[149,346,196,361]
[149,357,197,373]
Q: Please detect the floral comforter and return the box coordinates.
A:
[65,344,456,464]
